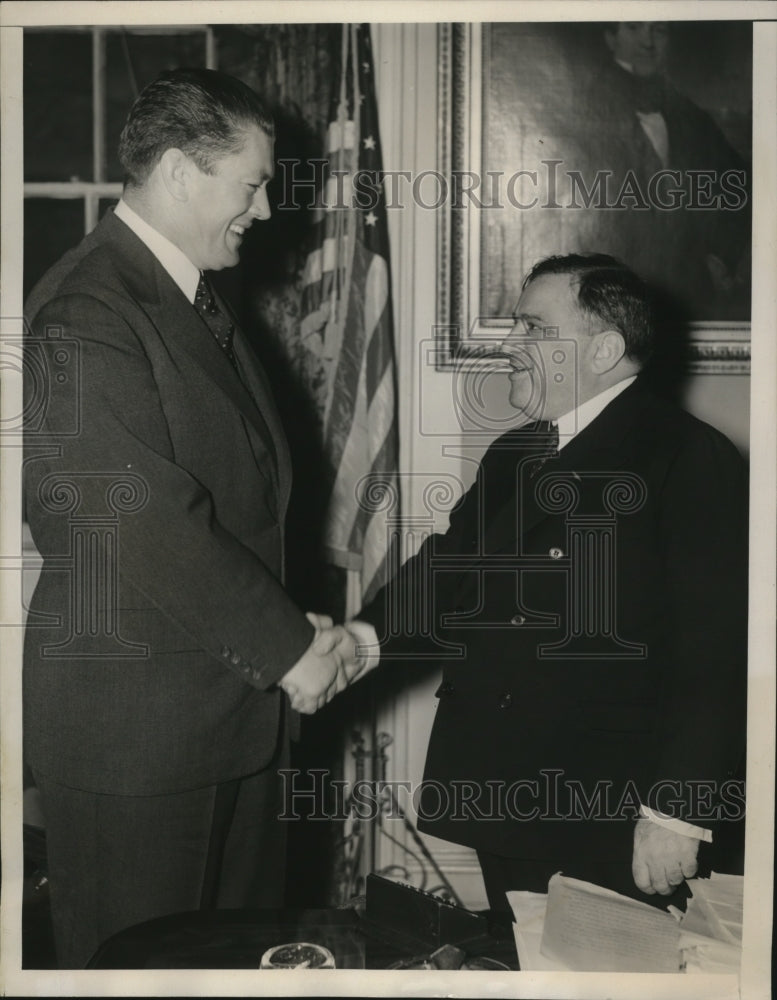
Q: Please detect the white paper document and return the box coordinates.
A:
[679,873,744,973]
[507,890,558,971]
[539,873,681,972]
[509,873,681,972]
[509,872,745,974]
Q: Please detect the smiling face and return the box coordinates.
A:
[501,272,602,422]
[182,124,274,271]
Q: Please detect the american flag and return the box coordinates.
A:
[299,23,399,613]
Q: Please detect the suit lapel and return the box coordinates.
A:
[231,328,292,504]
[100,211,289,504]
[482,383,647,553]
[214,288,291,499]
[154,281,283,488]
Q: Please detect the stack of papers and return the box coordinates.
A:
[508,890,558,971]
[678,873,743,974]
[509,871,744,974]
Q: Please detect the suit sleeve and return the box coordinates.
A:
[26,292,314,688]
[358,450,491,660]
[647,423,748,817]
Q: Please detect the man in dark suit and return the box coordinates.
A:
[344,254,747,912]
[577,21,750,319]
[23,68,350,968]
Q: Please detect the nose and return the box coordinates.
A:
[502,320,527,349]
[251,186,271,221]
[500,322,537,371]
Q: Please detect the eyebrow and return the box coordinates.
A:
[511,310,544,324]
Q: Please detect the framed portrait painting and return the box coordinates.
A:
[437,21,752,372]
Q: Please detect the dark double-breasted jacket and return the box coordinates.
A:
[361,382,748,861]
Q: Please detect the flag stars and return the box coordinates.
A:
[363,135,376,151]
[365,211,378,227]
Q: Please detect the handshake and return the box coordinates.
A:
[278,612,378,714]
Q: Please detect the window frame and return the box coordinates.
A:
[23,25,216,235]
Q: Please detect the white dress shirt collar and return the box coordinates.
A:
[114,199,200,304]
[556,376,637,451]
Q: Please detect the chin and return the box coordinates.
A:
[211,252,240,272]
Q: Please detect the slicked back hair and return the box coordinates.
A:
[118,68,274,188]
[524,253,655,364]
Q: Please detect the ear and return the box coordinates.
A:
[591,329,626,374]
[157,148,192,202]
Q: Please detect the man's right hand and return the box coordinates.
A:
[279,616,380,713]
[279,617,357,714]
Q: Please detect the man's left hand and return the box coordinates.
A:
[632,817,699,895]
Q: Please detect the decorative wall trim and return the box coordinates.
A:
[686,323,751,374]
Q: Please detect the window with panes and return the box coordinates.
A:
[23,26,215,299]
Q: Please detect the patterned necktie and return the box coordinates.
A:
[528,420,560,479]
[194,273,236,366]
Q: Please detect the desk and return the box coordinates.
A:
[87,907,519,970]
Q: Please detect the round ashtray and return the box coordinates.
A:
[259,942,335,969]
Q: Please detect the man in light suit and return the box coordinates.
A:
[345,254,747,913]
[24,68,349,968]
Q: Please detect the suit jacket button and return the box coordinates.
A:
[499,692,513,709]
[435,681,455,698]
[510,614,526,626]
[549,547,564,559]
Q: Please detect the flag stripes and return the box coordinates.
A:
[299,23,399,611]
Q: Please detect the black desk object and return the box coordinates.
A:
[363,872,489,948]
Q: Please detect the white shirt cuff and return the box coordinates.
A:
[639,804,713,843]
[344,618,380,672]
